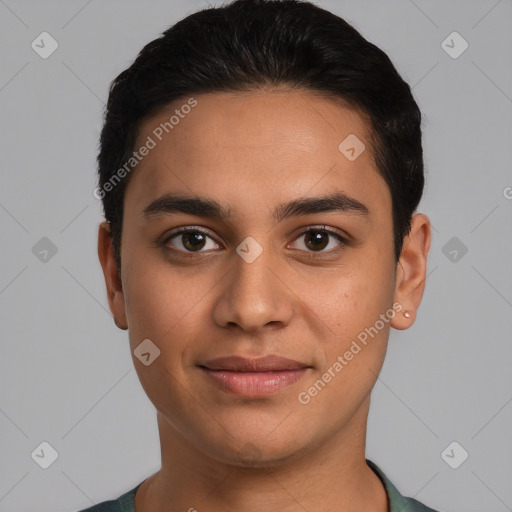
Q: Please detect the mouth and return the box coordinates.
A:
[198,355,311,397]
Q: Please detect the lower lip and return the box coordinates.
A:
[200,368,308,397]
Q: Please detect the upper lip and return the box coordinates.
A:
[200,355,309,372]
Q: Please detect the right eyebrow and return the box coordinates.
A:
[142,194,231,220]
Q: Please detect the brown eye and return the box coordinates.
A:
[303,230,329,251]
[164,229,219,253]
[291,227,346,253]
[181,232,206,251]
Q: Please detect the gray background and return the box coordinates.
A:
[1,0,511,511]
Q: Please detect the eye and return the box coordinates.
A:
[163,228,220,253]
[290,226,347,253]
[161,225,347,256]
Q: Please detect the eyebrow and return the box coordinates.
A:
[142,192,369,222]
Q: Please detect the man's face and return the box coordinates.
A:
[117,90,398,465]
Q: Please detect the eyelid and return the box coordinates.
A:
[162,225,223,249]
[293,224,349,241]
[287,225,349,252]
[161,224,350,254]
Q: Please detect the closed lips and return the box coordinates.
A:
[200,355,310,372]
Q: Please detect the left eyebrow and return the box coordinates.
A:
[141,192,369,222]
[273,192,369,222]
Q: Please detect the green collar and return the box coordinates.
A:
[367,459,439,512]
[79,459,439,512]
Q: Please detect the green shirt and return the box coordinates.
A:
[77,459,439,511]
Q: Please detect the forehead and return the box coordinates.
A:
[125,90,389,220]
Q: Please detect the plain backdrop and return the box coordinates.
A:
[1,1,511,511]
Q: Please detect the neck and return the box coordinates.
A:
[135,397,388,512]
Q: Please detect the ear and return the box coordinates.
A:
[391,213,431,330]
[97,221,128,330]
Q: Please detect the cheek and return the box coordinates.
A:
[316,258,395,327]
[122,253,223,358]
[304,274,393,409]
[305,249,395,373]
[123,266,202,401]
[127,277,188,331]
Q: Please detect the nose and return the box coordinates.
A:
[212,243,294,333]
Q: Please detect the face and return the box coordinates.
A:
[99,89,427,467]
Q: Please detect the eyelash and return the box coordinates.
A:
[161,225,349,258]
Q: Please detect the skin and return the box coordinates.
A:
[98,89,431,512]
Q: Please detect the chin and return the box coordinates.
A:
[203,432,309,469]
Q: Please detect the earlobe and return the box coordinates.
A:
[97,221,128,330]
[391,213,431,331]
